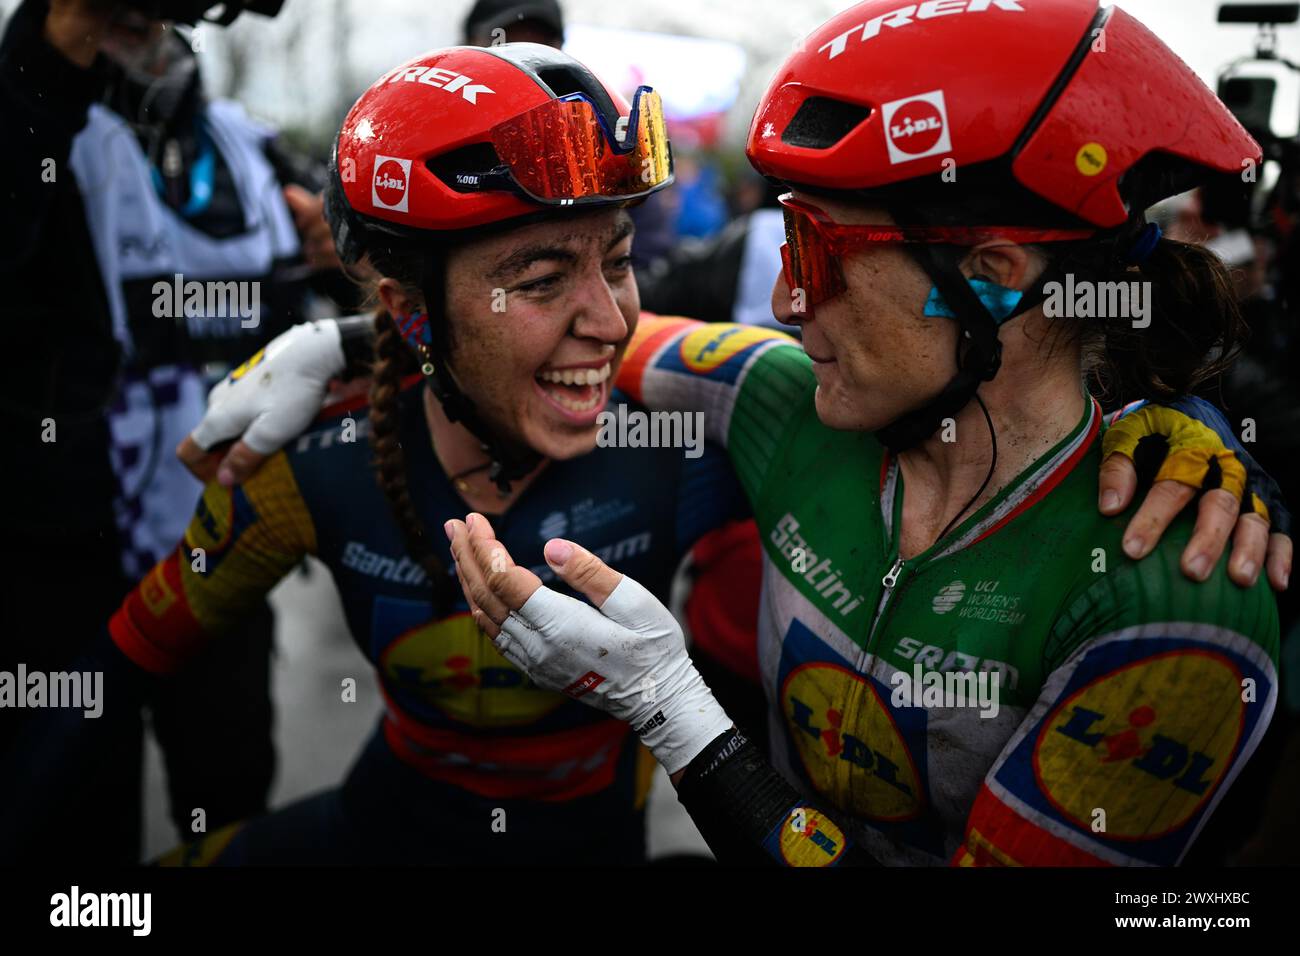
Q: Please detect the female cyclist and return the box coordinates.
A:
[445,0,1285,866]
[0,41,753,865]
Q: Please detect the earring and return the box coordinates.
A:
[416,343,436,378]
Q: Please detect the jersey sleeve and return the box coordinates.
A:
[617,314,813,504]
[953,541,1279,866]
[108,451,317,675]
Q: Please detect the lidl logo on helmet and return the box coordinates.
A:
[372,155,412,213]
[882,90,952,165]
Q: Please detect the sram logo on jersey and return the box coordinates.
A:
[770,514,865,616]
[372,155,412,213]
[382,65,495,104]
[818,0,1025,61]
[881,90,952,165]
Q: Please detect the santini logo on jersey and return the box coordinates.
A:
[818,0,1025,61]
[770,514,865,616]
[342,541,429,586]
[383,65,495,104]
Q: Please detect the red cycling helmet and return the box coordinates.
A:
[745,0,1261,451]
[747,0,1258,227]
[325,42,674,492]
[327,42,673,264]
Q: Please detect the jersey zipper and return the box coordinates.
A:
[866,555,908,654]
[861,396,1098,662]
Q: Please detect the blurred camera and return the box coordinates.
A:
[1204,3,1300,228]
[117,0,285,26]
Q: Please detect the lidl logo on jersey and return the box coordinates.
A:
[782,661,925,822]
[372,155,412,212]
[770,514,865,617]
[680,324,779,376]
[882,90,952,165]
[768,807,847,866]
[378,608,564,726]
[1033,648,1245,838]
[184,484,258,576]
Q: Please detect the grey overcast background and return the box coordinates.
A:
[3,0,1298,148]
[2,0,1298,858]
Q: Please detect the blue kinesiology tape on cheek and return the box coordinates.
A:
[923,278,1024,323]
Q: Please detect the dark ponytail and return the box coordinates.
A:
[1048,234,1246,404]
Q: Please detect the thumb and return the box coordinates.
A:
[544,539,622,608]
[1099,451,1137,515]
[216,440,269,487]
[282,184,313,221]
[176,435,223,483]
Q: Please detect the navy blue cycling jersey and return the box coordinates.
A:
[110,375,747,805]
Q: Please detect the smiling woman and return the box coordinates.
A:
[434,0,1289,871]
[1,38,774,868]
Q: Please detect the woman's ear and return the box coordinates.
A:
[962,241,1044,292]
[377,278,423,318]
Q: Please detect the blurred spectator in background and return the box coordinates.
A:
[0,0,352,863]
[1157,177,1300,866]
[670,152,727,240]
[637,175,787,332]
[462,0,564,47]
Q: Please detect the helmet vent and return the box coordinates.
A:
[782,97,872,149]
[427,142,504,192]
[534,65,620,122]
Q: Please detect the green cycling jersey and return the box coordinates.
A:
[620,315,1278,866]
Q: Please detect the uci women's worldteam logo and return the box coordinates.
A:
[1032,649,1245,839]
[781,661,924,822]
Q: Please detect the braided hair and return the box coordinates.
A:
[364,243,460,614]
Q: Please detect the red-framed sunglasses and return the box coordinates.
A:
[778,192,1096,307]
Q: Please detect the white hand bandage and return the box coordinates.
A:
[493,575,733,775]
[189,319,348,455]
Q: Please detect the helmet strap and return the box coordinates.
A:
[414,338,542,495]
[415,277,542,496]
[874,242,1004,452]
